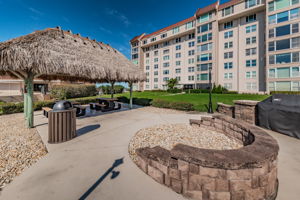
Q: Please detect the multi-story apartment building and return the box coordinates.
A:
[266,0,300,92]
[130,0,300,93]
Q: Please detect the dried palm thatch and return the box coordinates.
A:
[0,27,145,83]
[0,27,145,128]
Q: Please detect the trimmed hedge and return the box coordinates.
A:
[270,91,300,95]
[51,84,97,99]
[117,96,152,106]
[167,88,182,93]
[151,99,194,111]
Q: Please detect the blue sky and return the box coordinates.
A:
[0,0,229,58]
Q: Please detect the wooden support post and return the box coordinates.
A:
[129,82,133,109]
[24,79,28,119]
[25,73,34,128]
[110,82,115,99]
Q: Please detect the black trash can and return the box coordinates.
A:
[48,101,76,143]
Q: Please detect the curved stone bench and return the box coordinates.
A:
[135,114,279,200]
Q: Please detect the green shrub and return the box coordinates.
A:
[185,89,209,94]
[51,84,97,99]
[1,102,24,114]
[270,91,300,95]
[99,85,125,95]
[116,96,152,106]
[167,88,182,93]
[151,99,194,111]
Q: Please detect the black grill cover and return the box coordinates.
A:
[258,94,300,139]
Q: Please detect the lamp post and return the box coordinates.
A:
[208,66,213,114]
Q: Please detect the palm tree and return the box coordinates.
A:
[166,78,178,89]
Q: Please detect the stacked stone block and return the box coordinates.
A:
[135,114,279,200]
[216,103,235,118]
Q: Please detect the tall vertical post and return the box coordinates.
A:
[208,67,213,114]
[24,79,28,119]
[25,72,34,128]
[129,82,133,109]
[110,82,115,99]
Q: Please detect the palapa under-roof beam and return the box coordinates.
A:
[0,27,145,127]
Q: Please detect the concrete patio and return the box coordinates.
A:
[0,107,300,200]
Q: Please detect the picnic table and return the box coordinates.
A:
[96,98,118,109]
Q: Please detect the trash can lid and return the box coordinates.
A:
[53,100,73,111]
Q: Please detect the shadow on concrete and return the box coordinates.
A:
[78,158,124,200]
[76,124,101,136]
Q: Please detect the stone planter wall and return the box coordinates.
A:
[217,100,259,125]
[216,103,235,118]
[135,114,279,200]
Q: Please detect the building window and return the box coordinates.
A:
[163,49,170,54]
[186,21,194,29]
[188,75,195,81]
[161,33,167,39]
[146,53,150,58]
[154,78,158,82]
[189,41,195,47]
[175,37,181,43]
[224,73,233,79]
[176,45,181,50]
[198,43,213,52]
[163,55,169,61]
[198,12,213,23]
[224,62,233,69]
[222,6,234,16]
[154,50,158,56]
[246,25,257,33]
[269,68,276,78]
[224,21,233,29]
[277,67,291,78]
[270,52,300,64]
[246,82,257,90]
[154,58,159,62]
[176,61,181,66]
[224,52,233,59]
[268,8,300,25]
[173,27,180,34]
[188,50,195,56]
[224,31,233,39]
[292,37,300,48]
[175,68,181,73]
[197,63,212,71]
[188,58,195,64]
[188,67,195,72]
[292,67,300,77]
[146,72,150,76]
[163,62,170,67]
[146,66,150,70]
[246,59,257,67]
[199,53,212,62]
[198,23,212,33]
[292,23,299,33]
[153,44,159,49]
[163,70,169,75]
[246,37,256,44]
[154,71,159,76]
[292,81,300,91]
[154,64,159,69]
[176,76,181,81]
[245,0,259,9]
[188,33,195,40]
[163,77,169,82]
[246,71,257,79]
[224,41,233,49]
[224,83,233,90]
[151,37,156,42]
[246,14,257,23]
[176,53,181,58]
[197,73,208,81]
[246,48,257,56]
[197,33,213,43]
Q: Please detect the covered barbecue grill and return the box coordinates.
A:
[258,94,300,139]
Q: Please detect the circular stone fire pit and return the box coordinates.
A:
[131,114,279,200]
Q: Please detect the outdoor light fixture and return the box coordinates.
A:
[207,66,213,114]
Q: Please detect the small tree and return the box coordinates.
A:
[166,78,178,90]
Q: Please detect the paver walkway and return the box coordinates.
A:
[1,107,300,200]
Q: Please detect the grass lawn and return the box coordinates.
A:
[103,92,269,112]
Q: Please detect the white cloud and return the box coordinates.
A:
[99,25,112,34]
[28,7,43,15]
[105,8,130,27]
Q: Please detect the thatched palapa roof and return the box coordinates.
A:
[0,27,145,83]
